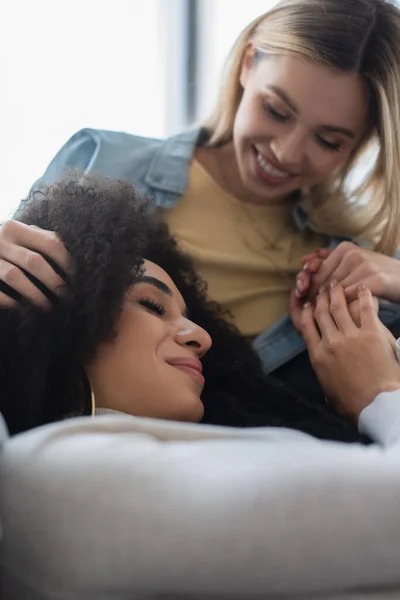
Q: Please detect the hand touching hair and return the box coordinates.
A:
[1,171,151,433]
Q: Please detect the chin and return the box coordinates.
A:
[185,402,204,423]
[173,395,204,423]
[246,172,297,198]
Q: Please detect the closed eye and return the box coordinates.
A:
[138,298,166,317]
[315,135,341,151]
[264,102,290,123]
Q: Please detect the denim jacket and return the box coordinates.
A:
[38,127,400,373]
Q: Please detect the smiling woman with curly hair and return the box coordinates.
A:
[0,171,369,442]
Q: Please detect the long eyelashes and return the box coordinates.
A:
[138,297,165,317]
[264,101,341,152]
[315,136,341,152]
[264,102,289,122]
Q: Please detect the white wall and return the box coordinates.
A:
[0,0,167,220]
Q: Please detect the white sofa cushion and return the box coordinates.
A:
[1,392,400,599]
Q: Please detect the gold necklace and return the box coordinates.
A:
[205,146,297,279]
[236,199,293,252]
[232,206,297,286]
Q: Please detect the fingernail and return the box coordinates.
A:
[297,279,304,292]
[318,285,326,294]
[330,279,337,289]
[303,301,311,309]
[358,283,366,291]
[303,262,310,272]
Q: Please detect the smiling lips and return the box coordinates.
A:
[253,147,300,185]
[166,357,205,388]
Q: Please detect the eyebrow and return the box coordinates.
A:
[266,85,298,114]
[139,275,189,317]
[318,124,355,139]
[266,85,355,139]
[139,275,173,296]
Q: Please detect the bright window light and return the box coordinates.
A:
[0,0,166,220]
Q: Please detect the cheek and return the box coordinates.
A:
[307,148,347,180]
[88,329,152,405]
[234,92,268,142]
[87,308,163,407]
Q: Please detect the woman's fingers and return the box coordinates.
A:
[0,290,18,309]
[299,286,354,345]
[307,243,360,298]
[313,290,339,339]
[357,285,379,330]
[297,249,334,300]
[296,257,327,298]
[308,251,344,297]
[304,257,325,274]
[0,221,70,274]
[22,223,70,273]
[301,252,319,267]
[295,270,311,297]
[344,283,363,303]
[316,248,331,259]
[299,302,320,350]
[343,271,385,303]
[0,221,71,308]
[329,282,358,333]
[0,259,52,309]
[301,248,331,267]
[1,243,67,295]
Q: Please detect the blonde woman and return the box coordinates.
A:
[2,0,400,406]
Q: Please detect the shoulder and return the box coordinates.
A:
[38,128,202,193]
[40,128,162,181]
[68,127,163,155]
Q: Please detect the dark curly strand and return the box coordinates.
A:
[1,172,151,433]
[0,171,367,443]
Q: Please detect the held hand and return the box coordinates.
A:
[289,282,378,331]
[296,242,400,303]
[299,283,400,421]
[300,247,331,268]
[0,221,70,309]
[295,248,330,299]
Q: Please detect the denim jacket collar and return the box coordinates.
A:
[144,128,202,196]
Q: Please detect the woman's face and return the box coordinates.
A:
[86,260,212,422]
[233,53,367,204]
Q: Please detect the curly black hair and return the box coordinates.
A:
[0,171,367,443]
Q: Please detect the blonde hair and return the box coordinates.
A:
[203,0,400,255]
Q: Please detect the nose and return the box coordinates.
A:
[174,319,212,358]
[270,125,306,169]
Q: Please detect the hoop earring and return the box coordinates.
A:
[91,385,96,416]
[82,370,96,416]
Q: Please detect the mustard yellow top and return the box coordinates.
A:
[166,160,327,337]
